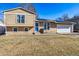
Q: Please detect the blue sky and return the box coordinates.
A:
[0,3,79,20]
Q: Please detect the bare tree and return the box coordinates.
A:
[19,3,36,14]
[56,14,69,22]
[62,14,69,21]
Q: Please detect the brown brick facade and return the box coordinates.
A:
[6,26,34,32]
[50,22,57,28]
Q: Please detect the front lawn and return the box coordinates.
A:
[0,33,79,56]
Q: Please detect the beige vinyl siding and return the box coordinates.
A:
[4,9,36,26]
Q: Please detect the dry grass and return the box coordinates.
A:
[0,32,79,56]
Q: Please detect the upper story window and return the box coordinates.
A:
[17,15,25,23]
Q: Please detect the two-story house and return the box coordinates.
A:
[3,4,57,34]
[3,4,75,34]
[4,7,36,33]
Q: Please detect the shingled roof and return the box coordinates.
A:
[3,3,36,15]
[35,18,56,22]
[3,7,36,15]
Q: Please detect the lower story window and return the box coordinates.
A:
[25,28,29,31]
[13,27,17,32]
[47,23,50,30]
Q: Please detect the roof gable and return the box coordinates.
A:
[3,7,36,15]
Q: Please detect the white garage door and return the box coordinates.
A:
[57,25,71,33]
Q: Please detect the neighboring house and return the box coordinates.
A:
[65,16,79,32]
[0,21,6,34]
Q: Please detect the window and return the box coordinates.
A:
[13,27,17,32]
[21,15,25,23]
[25,28,29,31]
[17,15,25,23]
[17,15,20,23]
[44,22,50,30]
[47,23,50,30]
[44,22,47,30]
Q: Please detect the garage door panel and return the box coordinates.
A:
[57,28,71,33]
[57,25,71,33]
